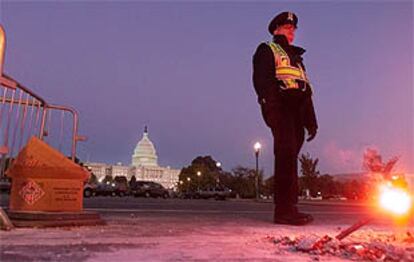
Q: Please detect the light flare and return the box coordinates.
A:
[379,183,412,215]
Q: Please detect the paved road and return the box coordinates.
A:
[84,196,367,212]
[80,196,400,226]
[2,194,413,261]
[1,193,409,226]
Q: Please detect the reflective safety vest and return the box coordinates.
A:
[267,42,311,90]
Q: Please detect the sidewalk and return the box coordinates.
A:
[1,210,413,261]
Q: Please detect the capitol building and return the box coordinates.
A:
[86,127,181,189]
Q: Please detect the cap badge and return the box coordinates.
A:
[287,12,293,21]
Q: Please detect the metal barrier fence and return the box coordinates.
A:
[0,25,85,178]
[0,74,47,175]
[43,104,86,161]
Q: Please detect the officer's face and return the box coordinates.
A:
[275,24,296,44]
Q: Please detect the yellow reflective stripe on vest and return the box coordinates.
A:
[267,42,310,86]
[268,42,288,58]
[276,66,303,79]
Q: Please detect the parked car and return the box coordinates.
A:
[194,187,232,200]
[95,182,118,196]
[83,183,97,198]
[132,181,169,198]
[322,194,347,201]
[113,176,130,197]
[83,182,121,197]
[180,190,197,199]
[0,177,11,193]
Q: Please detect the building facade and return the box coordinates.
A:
[86,128,180,189]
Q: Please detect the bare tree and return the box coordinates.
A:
[362,148,399,179]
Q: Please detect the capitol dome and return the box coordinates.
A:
[132,127,158,167]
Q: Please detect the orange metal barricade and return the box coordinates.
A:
[0,25,86,178]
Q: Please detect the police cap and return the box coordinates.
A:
[268,12,298,34]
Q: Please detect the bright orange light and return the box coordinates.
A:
[379,184,412,215]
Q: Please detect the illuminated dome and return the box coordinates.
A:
[132,126,158,167]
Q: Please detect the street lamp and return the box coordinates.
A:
[215,161,222,186]
[186,177,191,191]
[254,142,261,200]
[196,171,201,192]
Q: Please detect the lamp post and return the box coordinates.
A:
[196,171,201,192]
[186,177,191,192]
[215,162,221,187]
[254,142,261,200]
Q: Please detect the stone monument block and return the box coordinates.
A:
[7,137,88,212]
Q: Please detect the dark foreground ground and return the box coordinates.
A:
[1,196,413,261]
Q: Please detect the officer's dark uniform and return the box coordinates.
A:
[252,12,318,225]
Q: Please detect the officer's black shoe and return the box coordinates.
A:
[295,212,314,222]
[273,212,313,226]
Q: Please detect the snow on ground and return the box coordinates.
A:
[269,229,414,261]
[1,213,413,261]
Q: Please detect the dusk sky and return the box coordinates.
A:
[1,1,412,176]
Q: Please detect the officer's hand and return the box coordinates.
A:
[306,128,317,142]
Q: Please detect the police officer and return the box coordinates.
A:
[253,12,318,225]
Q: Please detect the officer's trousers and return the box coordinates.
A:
[271,107,304,215]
